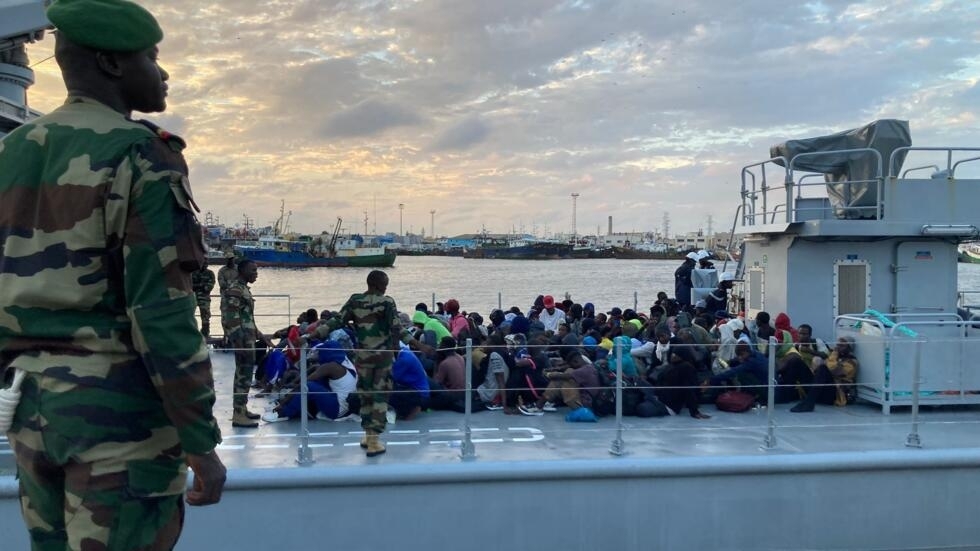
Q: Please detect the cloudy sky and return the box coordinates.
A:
[24,0,980,238]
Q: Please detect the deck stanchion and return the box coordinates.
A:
[609,340,626,456]
[498,292,502,311]
[762,336,777,450]
[432,293,436,313]
[461,338,476,460]
[906,339,923,448]
[633,291,638,312]
[296,344,315,465]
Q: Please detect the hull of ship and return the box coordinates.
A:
[611,246,683,260]
[464,243,573,260]
[237,248,348,267]
[342,252,397,268]
[570,247,615,259]
[958,249,980,264]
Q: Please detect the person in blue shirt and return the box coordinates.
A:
[390,343,431,420]
[707,343,768,402]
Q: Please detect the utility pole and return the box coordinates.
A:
[430,209,436,238]
[398,203,404,236]
[570,193,579,242]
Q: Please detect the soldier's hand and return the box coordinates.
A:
[185,450,227,506]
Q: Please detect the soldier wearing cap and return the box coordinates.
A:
[0,1,226,548]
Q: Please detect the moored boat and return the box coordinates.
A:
[958,243,980,264]
[462,237,572,259]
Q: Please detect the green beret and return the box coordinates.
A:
[47,0,163,52]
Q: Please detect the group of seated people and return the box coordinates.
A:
[250,293,860,424]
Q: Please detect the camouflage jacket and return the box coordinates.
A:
[0,97,221,455]
[217,264,238,294]
[221,280,256,343]
[191,267,216,300]
[313,292,407,360]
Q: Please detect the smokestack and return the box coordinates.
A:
[608,216,613,236]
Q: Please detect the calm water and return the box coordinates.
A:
[242,256,980,331]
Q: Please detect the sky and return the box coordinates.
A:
[22,0,980,239]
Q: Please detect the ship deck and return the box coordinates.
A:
[4,350,977,472]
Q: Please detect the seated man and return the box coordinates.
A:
[706,343,768,403]
[787,336,859,412]
[262,341,357,422]
[530,347,599,413]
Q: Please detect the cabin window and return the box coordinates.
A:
[747,267,764,311]
[833,260,870,317]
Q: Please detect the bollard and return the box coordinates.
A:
[461,338,476,460]
[609,340,626,456]
[762,336,777,450]
[296,344,315,465]
[906,339,923,448]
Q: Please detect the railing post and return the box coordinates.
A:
[498,292,502,311]
[609,340,626,456]
[905,339,923,448]
[762,336,777,450]
[633,291,638,312]
[432,293,436,313]
[296,344,315,465]
[460,338,476,460]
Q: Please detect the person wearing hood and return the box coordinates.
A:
[674,251,699,309]
[704,272,736,315]
[774,312,800,345]
[606,335,638,377]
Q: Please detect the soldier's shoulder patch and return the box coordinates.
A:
[135,119,187,152]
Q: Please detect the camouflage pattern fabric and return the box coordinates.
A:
[314,292,405,433]
[0,96,220,547]
[217,264,237,335]
[221,279,256,407]
[191,267,215,333]
[11,373,185,550]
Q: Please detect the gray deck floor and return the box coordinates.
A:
[3,350,980,473]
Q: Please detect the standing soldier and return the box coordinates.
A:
[311,270,407,456]
[0,0,226,548]
[192,261,217,337]
[217,251,238,344]
[222,259,271,427]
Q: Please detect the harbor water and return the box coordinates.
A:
[241,256,980,331]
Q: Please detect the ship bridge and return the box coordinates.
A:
[0,0,49,137]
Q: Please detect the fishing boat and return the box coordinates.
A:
[235,216,395,268]
[958,243,980,264]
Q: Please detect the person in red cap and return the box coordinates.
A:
[538,294,566,332]
[445,298,468,338]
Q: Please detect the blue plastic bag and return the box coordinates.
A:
[565,407,598,423]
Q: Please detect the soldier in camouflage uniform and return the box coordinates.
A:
[311,270,407,456]
[221,259,272,427]
[217,252,238,344]
[0,1,227,548]
[192,261,217,337]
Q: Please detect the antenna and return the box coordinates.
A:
[570,192,579,242]
[363,210,369,234]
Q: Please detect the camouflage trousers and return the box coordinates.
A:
[229,336,255,408]
[356,355,393,434]
[196,298,211,335]
[8,373,186,550]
